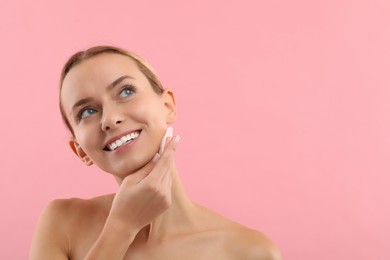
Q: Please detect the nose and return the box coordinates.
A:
[101,108,124,131]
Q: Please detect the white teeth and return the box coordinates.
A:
[107,131,140,151]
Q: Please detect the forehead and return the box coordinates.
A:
[61,53,145,112]
[62,53,143,91]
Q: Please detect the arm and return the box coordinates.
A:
[29,199,140,260]
[29,200,70,260]
[82,215,138,260]
[84,136,178,259]
[30,135,179,260]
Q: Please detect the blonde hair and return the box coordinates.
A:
[59,46,164,136]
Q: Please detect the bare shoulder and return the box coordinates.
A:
[38,194,112,226]
[49,193,113,221]
[226,224,282,260]
[197,206,281,260]
[30,198,79,260]
[30,194,114,260]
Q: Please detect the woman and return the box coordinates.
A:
[30,46,281,260]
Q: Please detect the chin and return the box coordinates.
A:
[106,152,156,176]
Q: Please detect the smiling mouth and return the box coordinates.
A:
[104,130,141,151]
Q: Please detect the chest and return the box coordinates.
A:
[70,228,236,260]
[122,236,233,260]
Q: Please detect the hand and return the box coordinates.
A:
[109,135,180,233]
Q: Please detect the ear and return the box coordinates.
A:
[69,137,94,166]
[163,88,177,124]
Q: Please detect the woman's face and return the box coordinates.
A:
[61,53,176,178]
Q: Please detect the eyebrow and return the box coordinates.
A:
[107,75,134,91]
[70,75,135,116]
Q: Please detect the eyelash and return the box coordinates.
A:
[76,84,137,121]
[119,84,136,97]
[76,106,97,121]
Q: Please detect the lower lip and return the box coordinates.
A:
[108,132,141,154]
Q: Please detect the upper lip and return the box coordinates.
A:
[103,129,141,149]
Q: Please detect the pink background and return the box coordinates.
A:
[0,0,389,259]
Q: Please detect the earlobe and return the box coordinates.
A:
[163,89,177,124]
[69,138,94,166]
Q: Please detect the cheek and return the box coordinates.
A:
[74,126,96,152]
[131,98,166,127]
[131,99,168,150]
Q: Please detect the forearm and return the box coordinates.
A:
[83,215,138,260]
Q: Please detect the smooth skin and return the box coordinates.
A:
[30,53,281,260]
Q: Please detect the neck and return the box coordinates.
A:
[147,162,197,241]
[119,162,199,243]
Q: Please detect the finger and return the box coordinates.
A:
[162,135,180,154]
[123,154,159,185]
[143,135,180,184]
[161,174,173,204]
[161,166,173,189]
[143,155,171,183]
[154,135,180,175]
[123,172,146,186]
[152,153,161,163]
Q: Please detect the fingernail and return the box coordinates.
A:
[174,135,180,145]
[152,153,161,163]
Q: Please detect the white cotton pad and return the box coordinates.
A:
[159,126,173,154]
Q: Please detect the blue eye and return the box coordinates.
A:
[79,108,97,119]
[119,86,135,98]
